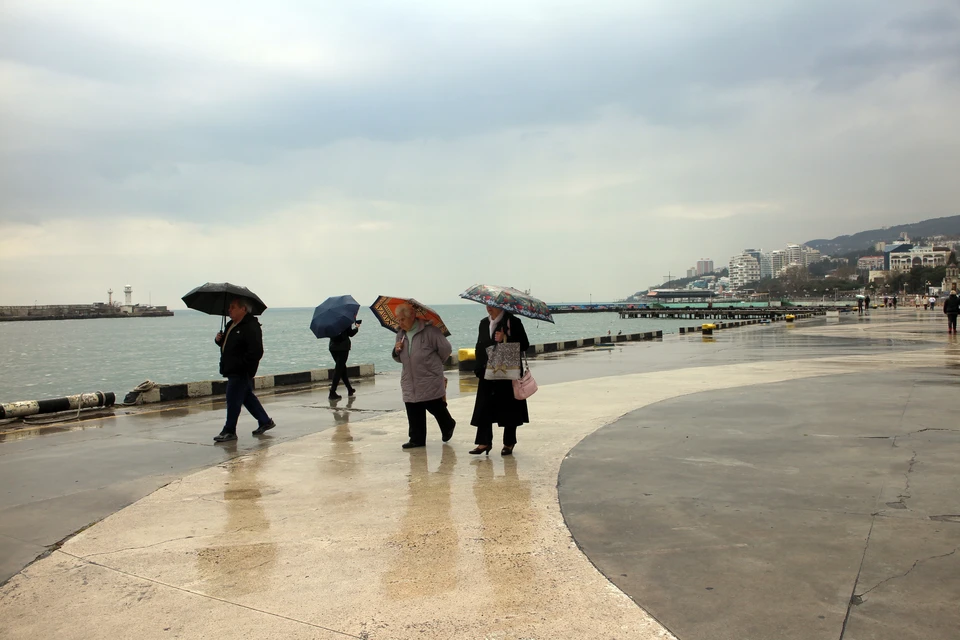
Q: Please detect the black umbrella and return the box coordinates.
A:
[182,282,267,329]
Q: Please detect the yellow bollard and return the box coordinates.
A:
[702,323,716,335]
[785,314,796,323]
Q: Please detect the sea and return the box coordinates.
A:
[0,304,695,403]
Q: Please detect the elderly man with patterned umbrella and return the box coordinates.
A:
[391,303,456,449]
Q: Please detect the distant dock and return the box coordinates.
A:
[547,303,842,321]
[616,307,837,321]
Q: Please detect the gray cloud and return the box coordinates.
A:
[1,1,960,305]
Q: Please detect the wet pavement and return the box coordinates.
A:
[0,310,957,639]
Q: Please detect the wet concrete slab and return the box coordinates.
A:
[559,367,960,640]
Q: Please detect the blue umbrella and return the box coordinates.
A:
[310,295,360,339]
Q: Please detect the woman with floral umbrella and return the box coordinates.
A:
[460,285,540,456]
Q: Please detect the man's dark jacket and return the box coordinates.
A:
[329,326,358,353]
[216,314,264,377]
[944,294,960,315]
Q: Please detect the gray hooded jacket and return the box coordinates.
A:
[391,321,452,403]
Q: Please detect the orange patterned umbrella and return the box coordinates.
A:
[369,295,451,336]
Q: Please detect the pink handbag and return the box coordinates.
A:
[512,354,538,400]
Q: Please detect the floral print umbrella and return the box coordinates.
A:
[459,284,554,323]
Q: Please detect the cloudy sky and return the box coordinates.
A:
[2,0,959,307]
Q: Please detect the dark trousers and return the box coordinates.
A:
[330,350,352,393]
[223,376,270,434]
[475,424,517,448]
[405,398,455,445]
[949,314,958,332]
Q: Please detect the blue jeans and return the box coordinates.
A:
[223,376,270,434]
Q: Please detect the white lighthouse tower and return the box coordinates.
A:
[108,288,113,306]
[124,285,133,306]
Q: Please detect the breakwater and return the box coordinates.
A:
[0,304,173,321]
[124,363,377,405]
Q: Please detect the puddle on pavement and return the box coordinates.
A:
[0,420,110,442]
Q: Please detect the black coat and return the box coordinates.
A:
[216,314,264,377]
[329,326,358,352]
[944,294,960,315]
[470,313,531,428]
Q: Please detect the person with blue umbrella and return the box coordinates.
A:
[311,295,361,399]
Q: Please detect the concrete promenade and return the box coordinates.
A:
[1,311,958,639]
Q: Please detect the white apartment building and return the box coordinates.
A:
[770,250,787,275]
[786,244,802,266]
[728,253,761,290]
[857,256,885,271]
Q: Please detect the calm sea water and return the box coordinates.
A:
[0,305,691,402]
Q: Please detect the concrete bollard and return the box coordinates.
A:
[458,348,476,372]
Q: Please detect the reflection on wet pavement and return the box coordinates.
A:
[383,446,459,600]
[472,457,537,616]
[196,443,276,598]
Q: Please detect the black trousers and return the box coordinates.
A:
[405,398,455,445]
[949,314,957,331]
[330,350,352,393]
[474,424,517,447]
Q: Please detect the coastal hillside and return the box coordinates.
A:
[805,215,960,255]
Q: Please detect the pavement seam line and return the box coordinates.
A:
[838,485,883,640]
[56,549,363,639]
[856,547,959,600]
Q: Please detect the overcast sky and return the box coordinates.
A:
[2,0,959,307]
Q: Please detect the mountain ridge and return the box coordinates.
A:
[805,215,960,255]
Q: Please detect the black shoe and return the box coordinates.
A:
[347,387,356,397]
[501,445,514,456]
[441,419,456,442]
[329,392,342,400]
[401,441,425,449]
[213,432,237,443]
[252,419,275,436]
[469,445,491,455]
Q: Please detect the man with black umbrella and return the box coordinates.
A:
[213,297,276,442]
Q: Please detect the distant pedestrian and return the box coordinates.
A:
[883,295,889,307]
[930,295,938,311]
[392,304,456,449]
[892,295,897,310]
[865,295,871,311]
[857,297,864,315]
[328,319,360,400]
[945,291,960,334]
[915,295,921,309]
[213,297,275,442]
